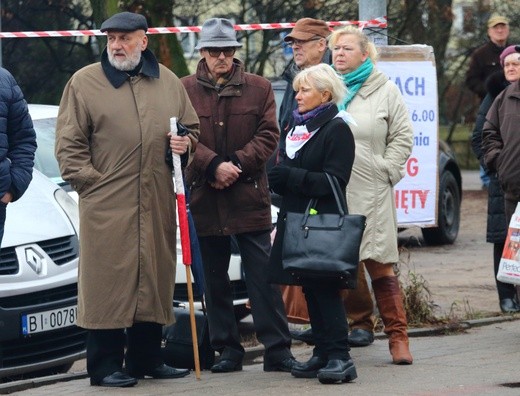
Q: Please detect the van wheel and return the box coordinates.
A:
[421,170,461,245]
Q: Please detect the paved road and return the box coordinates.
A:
[3,316,520,395]
[461,170,482,191]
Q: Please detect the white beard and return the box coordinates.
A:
[108,43,143,71]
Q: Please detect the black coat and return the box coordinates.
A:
[268,104,355,287]
[465,40,508,100]
[471,71,508,243]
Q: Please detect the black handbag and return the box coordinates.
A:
[161,305,215,370]
[282,173,366,289]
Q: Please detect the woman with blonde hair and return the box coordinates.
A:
[330,25,414,365]
[268,63,358,384]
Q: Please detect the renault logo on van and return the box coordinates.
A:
[25,247,46,275]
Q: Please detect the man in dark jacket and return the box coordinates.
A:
[0,67,37,247]
[182,18,296,374]
[465,15,510,100]
[465,15,509,189]
[278,18,331,158]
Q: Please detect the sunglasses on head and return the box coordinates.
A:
[205,48,236,58]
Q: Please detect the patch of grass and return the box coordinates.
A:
[448,140,480,170]
[439,123,472,142]
[439,123,480,170]
[240,332,259,348]
[396,250,436,326]
[445,298,490,321]
[401,270,437,326]
[397,252,500,330]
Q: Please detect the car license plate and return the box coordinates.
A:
[22,305,78,335]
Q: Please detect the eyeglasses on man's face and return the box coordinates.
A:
[286,37,322,47]
[205,48,236,58]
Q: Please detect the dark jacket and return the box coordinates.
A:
[465,40,508,100]
[277,50,332,158]
[0,68,36,202]
[268,105,355,287]
[483,79,520,202]
[182,60,279,236]
[471,71,509,243]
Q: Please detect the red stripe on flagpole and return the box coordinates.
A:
[176,194,192,266]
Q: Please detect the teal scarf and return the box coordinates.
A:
[335,59,373,111]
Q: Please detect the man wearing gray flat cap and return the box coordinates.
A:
[182,17,297,374]
[55,11,200,387]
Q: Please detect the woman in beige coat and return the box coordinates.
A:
[331,26,414,364]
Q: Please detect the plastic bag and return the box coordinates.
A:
[497,202,520,285]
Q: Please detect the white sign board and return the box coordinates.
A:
[377,61,439,226]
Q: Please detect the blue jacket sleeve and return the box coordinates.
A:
[1,69,37,201]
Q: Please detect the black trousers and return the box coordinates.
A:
[86,322,163,382]
[303,285,349,360]
[199,230,292,364]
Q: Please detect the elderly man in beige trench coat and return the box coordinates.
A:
[55,12,199,388]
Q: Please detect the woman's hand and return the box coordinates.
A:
[268,165,290,194]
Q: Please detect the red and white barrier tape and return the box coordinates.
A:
[0,17,386,39]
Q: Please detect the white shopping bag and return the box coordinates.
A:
[497,202,520,285]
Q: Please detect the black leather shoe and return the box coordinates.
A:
[317,359,357,384]
[211,359,243,373]
[264,356,297,372]
[348,328,375,347]
[500,298,520,313]
[90,371,138,387]
[290,328,315,345]
[291,355,327,378]
[129,363,190,379]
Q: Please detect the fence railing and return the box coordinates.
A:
[446,139,479,170]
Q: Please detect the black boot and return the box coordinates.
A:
[500,298,520,313]
[291,355,327,378]
[317,359,357,384]
[349,328,375,347]
[289,327,315,345]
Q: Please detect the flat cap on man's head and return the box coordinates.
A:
[487,15,509,28]
[195,18,242,50]
[284,18,330,42]
[100,11,148,33]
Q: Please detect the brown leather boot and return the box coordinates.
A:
[372,276,413,365]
